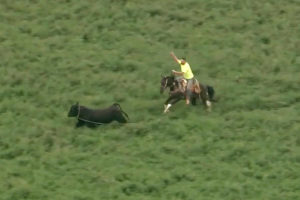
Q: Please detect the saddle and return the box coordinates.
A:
[179,79,187,93]
[192,79,201,94]
[178,78,201,94]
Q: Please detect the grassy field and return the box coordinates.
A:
[1,0,300,199]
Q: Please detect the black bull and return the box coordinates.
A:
[68,102,129,127]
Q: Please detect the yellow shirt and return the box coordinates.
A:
[178,60,194,79]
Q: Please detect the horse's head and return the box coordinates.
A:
[160,76,168,94]
[68,102,79,117]
[160,75,175,94]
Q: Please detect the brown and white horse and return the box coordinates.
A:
[160,75,215,113]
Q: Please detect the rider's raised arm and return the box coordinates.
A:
[170,52,180,64]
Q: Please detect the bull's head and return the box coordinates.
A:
[68,102,79,117]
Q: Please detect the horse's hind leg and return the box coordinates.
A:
[200,91,212,111]
[191,93,198,105]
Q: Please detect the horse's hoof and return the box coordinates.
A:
[163,104,171,113]
[163,109,170,114]
[206,100,212,107]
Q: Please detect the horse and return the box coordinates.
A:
[160,75,215,113]
[68,102,129,127]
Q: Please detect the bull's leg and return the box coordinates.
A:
[86,123,98,128]
[115,112,127,123]
[76,120,85,128]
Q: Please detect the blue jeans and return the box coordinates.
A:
[186,78,194,101]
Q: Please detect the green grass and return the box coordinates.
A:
[1,0,300,199]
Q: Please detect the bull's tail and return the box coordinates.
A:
[113,103,130,120]
[121,110,129,120]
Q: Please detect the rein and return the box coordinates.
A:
[78,117,107,125]
[163,77,176,90]
[163,78,168,89]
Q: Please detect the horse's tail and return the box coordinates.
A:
[113,103,130,120]
[207,85,215,101]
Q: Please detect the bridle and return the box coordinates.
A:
[162,77,175,90]
[161,77,168,90]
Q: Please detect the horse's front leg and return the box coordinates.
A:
[169,97,181,106]
[164,96,173,113]
[164,95,173,105]
[163,92,183,113]
[164,97,182,113]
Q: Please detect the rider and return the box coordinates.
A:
[170,51,195,105]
